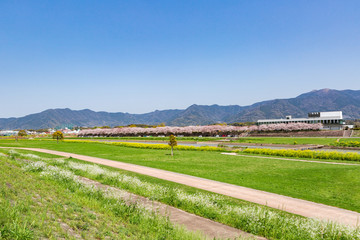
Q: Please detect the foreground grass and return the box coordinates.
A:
[1,139,360,213]
[3,150,360,240]
[0,154,202,240]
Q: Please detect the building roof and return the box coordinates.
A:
[257,117,342,122]
[257,111,343,123]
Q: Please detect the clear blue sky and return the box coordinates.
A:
[1,1,359,118]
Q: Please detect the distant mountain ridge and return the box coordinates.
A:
[0,89,359,129]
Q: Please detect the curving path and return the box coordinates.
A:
[2,147,360,227]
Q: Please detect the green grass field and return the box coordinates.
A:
[2,149,359,240]
[229,137,360,145]
[70,136,224,142]
[72,136,360,146]
[1,139,360,213]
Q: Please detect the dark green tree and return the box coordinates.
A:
[168,134,177,156]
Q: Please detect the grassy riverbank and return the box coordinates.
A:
[0,153,198,239]
[2,150,359,240]
[1,139,360,213]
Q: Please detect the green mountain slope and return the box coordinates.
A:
[0,89,359,129]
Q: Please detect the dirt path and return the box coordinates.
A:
[79,177,263,240]
[3,147,360,227]
[221,152,360,166]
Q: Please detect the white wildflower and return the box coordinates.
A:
[23,161,48,171]
[15,151,360,239]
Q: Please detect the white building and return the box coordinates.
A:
[257,111,345,130]
[0,130,18,136]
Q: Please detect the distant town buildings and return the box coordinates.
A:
[0,130,18,136]
[0,127,80,136]
[257,111,345,130]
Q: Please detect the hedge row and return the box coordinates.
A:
[331,141,360,148]
[64,140,225,152]
[242,148,360,161]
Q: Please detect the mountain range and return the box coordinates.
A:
[0,89,359,130]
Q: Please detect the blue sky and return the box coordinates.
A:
[1,1,359,118]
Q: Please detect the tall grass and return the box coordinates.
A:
[2,151,203,240]
[0,200,35,239]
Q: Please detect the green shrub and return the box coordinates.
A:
[331,140,360,148]
[243,148,360,162]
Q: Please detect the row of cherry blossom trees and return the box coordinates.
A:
[78,123,323,137]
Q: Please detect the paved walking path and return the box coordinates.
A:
[2,147,360,227]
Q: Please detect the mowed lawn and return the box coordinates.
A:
[1,139,360,212]
[71,136,360,145]
[230,137,360,145]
